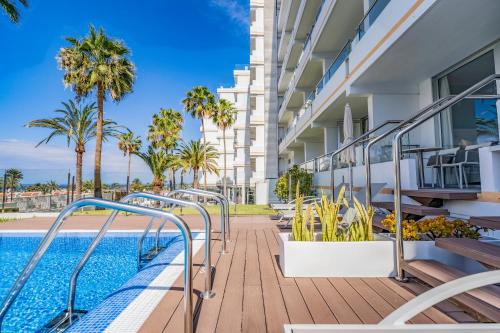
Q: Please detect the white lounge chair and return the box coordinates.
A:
[284,270,500,332]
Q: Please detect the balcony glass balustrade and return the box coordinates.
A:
[357,0,391,40]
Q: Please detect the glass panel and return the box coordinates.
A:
[438,51,499,147]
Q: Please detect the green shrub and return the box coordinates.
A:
[291,183,315,241]
[274,165,313,201]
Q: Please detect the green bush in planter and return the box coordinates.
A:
[274,165,313,201]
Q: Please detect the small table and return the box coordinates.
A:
[403,146,442,187]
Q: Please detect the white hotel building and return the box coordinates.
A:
[205,0,500,215]
[202,0,276,204]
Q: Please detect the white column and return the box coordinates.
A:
[324,126,339,154]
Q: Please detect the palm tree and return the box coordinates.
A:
[179,140,219,189]
[147,108,183,189]
[57,25,135,198]
[26,100,122,199]
[167,153,185,190]
[182,87,216,191]
[212,99,237,197]
[5,168,23,201]
[1,0,28,23]
[118,130,142,193]
[147,108,183,152]
[134,146,170,194]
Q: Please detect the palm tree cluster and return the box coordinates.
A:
[26,181,60,195]
[22,25,237,199]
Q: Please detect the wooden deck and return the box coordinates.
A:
[139,218,478,333]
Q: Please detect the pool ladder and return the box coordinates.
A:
[0,189,231,333]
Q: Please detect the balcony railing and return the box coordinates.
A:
[316,40,351,95]
[357,0,391,40]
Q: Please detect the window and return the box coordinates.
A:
[250,158,257,172]
[436,50,498,147]
[250,127,257,141]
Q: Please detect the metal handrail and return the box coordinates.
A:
[329,120,401,201]
[167,189,230,253]
[137,216,156,267]
[65,192,214,322]
[0,198,194,333]
[133,192,214,298]
[381,270,500,325]
[364,96,455,207]
[392,74,500,280]
[183,188,230,242]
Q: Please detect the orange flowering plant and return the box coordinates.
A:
[382,214,484,241]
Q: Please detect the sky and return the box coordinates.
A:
[0,0,249,184]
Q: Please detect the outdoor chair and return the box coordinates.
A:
[440,142,495,189]
[426,147,458,188]
[425,152,451,188]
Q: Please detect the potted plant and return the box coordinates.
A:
[380,214,493,273]
[278,185,396,277]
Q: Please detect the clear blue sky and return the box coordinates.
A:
[0,0,249,183]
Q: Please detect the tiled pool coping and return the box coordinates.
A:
[0,230,205,333]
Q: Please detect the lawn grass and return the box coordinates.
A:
[0,217,14,223]
[74,204,276,216]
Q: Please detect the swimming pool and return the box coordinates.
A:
[0,232,185,333]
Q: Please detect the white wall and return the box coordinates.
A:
[304,142,324,160]
[367,93,419,129]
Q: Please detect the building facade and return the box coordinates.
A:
[207,0,500,210]
[274,0,500,217]
[203,0,278,204]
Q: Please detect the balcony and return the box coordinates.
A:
[356,0,391,41]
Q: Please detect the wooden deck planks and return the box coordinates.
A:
[195,232,239,333]
[214,229,248,333]
[295,278,337,324]
[361,278,433,324]
[256,229,290,332]
[328,278,382,324]
[379,278,456,324]
[160,233,228,333]
[242,230,266,333]
[137,218,459,332]
[312,278,360,324]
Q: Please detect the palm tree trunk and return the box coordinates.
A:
[201,119,207,192]
[94,82,104,198]
[75,148,84,199]
[10,179,13,202]
[223,128,227,197]
[193,167,199,189]
[127,152,131,194]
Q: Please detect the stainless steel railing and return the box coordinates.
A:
[329,120,401,201]
[364,97,454,207]
[188,188,230,240]
[128,192,214,298]
[392,74,500,281]
[65,192,214,324]
[167,189,230,253]
[0,198,194,333]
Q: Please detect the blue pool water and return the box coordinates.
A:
[0,232,184,333]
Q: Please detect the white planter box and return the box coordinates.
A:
[278,233,396,277]
[279,233,499,278]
